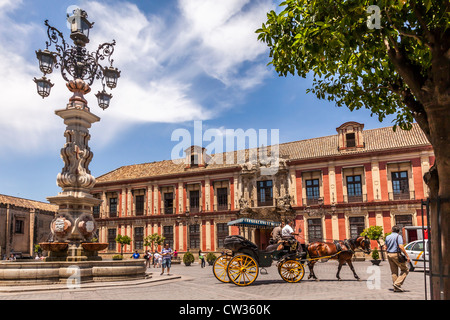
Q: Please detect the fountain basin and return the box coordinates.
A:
[39,242,68,252]
[0,260,147,285]
[81,243,109,252]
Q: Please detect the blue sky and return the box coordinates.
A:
[0,0,397,203]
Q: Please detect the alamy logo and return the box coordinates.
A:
[66,265,81,289]
[367,5,381,29]
[171,121,281,175]
[366,265,381,290]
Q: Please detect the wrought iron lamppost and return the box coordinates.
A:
[34,8,120,261]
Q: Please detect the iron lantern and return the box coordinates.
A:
[67,8,93,47]
[102,66,121,89]
[95,90,112,110]
[35,49,57,75]
[33,76,54,98]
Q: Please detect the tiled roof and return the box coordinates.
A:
[0,194,58,212]
[280,123,430,160]
[95,123,431,184]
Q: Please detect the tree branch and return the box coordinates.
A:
[411,0,435,46]
[389,81,431,140]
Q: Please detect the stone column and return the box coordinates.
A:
[46,79,103,261]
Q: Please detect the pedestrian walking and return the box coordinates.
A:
[385,225,410,292]
[199,250,205,268]
[161,243,173,275]
[144,250,152,268]
[153,252,161,268]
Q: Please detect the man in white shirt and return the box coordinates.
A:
[282,219,298,238]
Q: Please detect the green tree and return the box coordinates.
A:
[361,226,385,260]
[144,233,165,253]
[115,234,131,256]
[257,0,449,299]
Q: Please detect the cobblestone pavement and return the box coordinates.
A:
[0,260,430,301]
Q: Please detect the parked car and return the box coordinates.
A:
[404,239,429,272]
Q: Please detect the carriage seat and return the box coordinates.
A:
[264,243,280,253]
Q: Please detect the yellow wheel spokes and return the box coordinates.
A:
[279,260,305,283]
[213,254,232,283]
[227,254,259,286]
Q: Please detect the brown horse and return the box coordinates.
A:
[306,236,371,281]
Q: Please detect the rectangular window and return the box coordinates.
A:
[346,133,356,148]
[257,180,273,207]
[135,195,145,216]
[217,188,228,210]
[15,220,24,234]
[164,192,174,214]
[108,228,117,251]
[163,226,174,248]
[346,175,363,202]
[109,197,118,217]
[189,224,200,249]
[189,190,200,213]
[305,179,320,205]
[392,171,410,200]
[191,154,198,167]
[134,227,144,250]
[349,217,365,238]
[307,219,322,242]
[217,223,229,248]
[395,215,413,230]
[92,205,100,218]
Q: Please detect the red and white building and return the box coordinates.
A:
[91,122,432,257]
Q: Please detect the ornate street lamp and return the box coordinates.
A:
[34,8,120,110]
[34,8,120,261]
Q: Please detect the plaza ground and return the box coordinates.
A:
[0,260,430,300]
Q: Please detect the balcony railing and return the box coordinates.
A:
[389,191,415,201]
[187,205,201,213]
[162,207,175,215]
[343,194,367,203]
[214,203,231,211]
[134,209,146,216]
[302,197,322,206]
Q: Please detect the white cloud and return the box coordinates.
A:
[177,0,274,87]
[0,0,274,154]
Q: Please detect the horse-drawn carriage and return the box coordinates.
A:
[213,234,372,286]
[213,235,307,286]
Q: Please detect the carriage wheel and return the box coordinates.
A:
[278,260,305,283]
[227,254,259,286]
[213,254,233,283]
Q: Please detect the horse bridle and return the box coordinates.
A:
[345,237,371,255]
[359,236,372,254]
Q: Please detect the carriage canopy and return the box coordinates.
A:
[227,218,280,229]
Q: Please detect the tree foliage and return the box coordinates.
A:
[144,233,166,252]
[361,225,384,241]
[256,0,449,133]
[115,234,131,256]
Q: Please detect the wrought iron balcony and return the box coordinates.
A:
[214,203,231,211]
[389,191,415,201]
[343,194,367,203]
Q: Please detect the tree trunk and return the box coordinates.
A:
[423,105,450,300]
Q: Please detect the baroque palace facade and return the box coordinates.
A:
[91,122,433,256]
